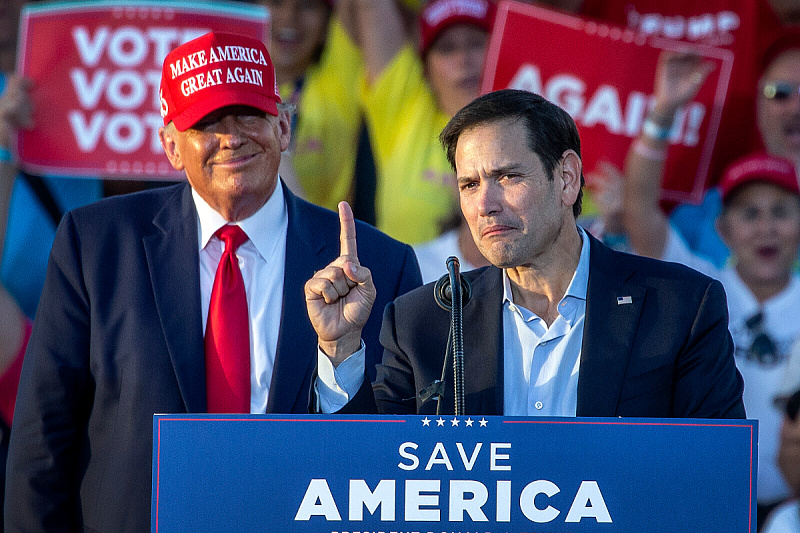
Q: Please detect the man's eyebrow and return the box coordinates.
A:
[490,163,524,176]
[457,163,524,182]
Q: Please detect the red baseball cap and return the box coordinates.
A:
[719,152,800,201]
[418,0,495,56]
[160,32,281,131]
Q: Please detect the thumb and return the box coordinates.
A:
[344,261,371,285]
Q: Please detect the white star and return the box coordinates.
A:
[451,417,460,427]
[465,418,474,427]
[436,417,445,427]
[422,417,431,426]
[479,418,488,427]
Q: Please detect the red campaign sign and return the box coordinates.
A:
[482,1,734,204]
[16,1,269,180]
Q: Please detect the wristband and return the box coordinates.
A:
[642,119,672,141]
[0,147,11,163]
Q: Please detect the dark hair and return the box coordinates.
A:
[439,89,585,217]
[760,28,800,76]
[786,389,800,421]
[254,0,333,65]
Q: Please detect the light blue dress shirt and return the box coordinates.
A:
[502,227,590,416]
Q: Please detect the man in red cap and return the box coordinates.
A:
[5,31,421,533]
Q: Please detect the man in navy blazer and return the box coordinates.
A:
[4,32,420,533]
[307,89,744,419]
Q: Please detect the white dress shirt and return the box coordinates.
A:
[194,183,288,414]
[413,229,479,284]
[317,227,590,416]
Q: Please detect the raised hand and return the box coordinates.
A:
[586,160,625,235]
[305,201,376,365]
[0,75,34,150]
[651,51,715,122]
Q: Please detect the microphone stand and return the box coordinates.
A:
[447,257,465,416]
[422,257,471,415]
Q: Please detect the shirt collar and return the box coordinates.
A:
[502,225,591,309]
[192,179,288,261]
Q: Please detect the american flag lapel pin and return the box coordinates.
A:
[617,296,633,305]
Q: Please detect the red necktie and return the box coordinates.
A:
[205,225,250,413]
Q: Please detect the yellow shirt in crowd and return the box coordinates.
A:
[280,19,364,211]
[362,45,456,244]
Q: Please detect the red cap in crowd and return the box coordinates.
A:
[160,32,281,131]
[719,152,800,201]
[418,0,495,56]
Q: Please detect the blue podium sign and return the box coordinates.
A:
[152,415,757,532]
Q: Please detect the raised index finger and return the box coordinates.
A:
[338,201,358,262]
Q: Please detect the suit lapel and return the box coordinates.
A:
[144,184,206,412]
[577,236,645,416]
[463,267,505,415]
[266,185,330,413]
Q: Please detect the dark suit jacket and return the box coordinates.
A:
[4,182,421,533]
[343,233,745,419]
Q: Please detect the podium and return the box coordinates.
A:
[152,414,757,531]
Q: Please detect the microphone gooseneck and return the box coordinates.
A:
[448,257,465,415]
[428,257,471,415]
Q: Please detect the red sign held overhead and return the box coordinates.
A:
[16,1,269,180]
[482,1,733,203]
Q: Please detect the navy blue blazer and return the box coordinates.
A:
[343,234,745,419]
[4,182,421,533]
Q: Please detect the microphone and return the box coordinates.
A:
[434,259,472,311]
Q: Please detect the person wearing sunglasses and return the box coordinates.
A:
[762,80,800,102]
[593,26,800,531]
[757,38,800,178]
[665,30,800,270]
[621,35,800,527]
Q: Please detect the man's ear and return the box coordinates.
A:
[277,110,292,153]
[159,125,184,171]
[560,149,582,208]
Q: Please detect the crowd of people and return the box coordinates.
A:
[2,0,800,531]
